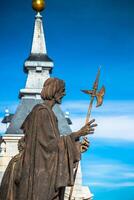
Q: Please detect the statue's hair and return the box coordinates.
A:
[41,78,65,100]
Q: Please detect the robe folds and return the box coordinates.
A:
[0,151,23,200]
[0,103,80,200]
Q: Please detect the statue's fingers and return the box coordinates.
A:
[86,120,94,126]
[82,139,89,146]
[83,146,88,150]
[88,131,94,134]
[89,119,95,125]
[83,137,89,144]
[82,129,94,136]
[82,146,88,151]
[89,128,95,132]
[85,146,88,150]
[83,142,89,147]
[90,123,98,128]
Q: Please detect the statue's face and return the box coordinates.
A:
[55,87,66,104]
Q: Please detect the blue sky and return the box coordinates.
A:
[0,0,134,101]
[0,0,134,199]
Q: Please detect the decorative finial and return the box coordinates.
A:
[65,110,70,118]
[5,108,9,116]
[32,0,45,12]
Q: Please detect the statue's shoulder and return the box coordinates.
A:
[21,104,50,130]
[30,104,43,112]
[32,103,49,111]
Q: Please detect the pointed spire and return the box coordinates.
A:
[31,12,47,54]
[24,10,53,73]
[21,2,53,98]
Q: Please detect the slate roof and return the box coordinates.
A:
[27,53,53,62]
[6,99,72,136]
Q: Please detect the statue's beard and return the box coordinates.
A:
[55,96,63,104]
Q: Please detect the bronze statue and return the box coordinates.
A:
[0,78,97,200]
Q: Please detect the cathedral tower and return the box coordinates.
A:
[6,1,70,136]
[0,1,93,199]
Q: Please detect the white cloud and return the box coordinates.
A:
[95,116,134,140]
[83,163,134,178]
[123,173,134,178]
[89,182,134,188]
[0,100,134,140]
[70,115,134,140]
[62,100,134,141]
[83,163,134,188]
[62,100,134,115]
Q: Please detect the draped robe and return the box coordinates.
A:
[0,103,80,200]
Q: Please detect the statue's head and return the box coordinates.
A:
[41,78,66,104]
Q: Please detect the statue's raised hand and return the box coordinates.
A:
[78,119,97,137]
[71,119,97,139]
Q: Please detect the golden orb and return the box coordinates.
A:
[32,0,45,12]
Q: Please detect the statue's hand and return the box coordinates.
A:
[80,137,90,153]
[77,119,97,138]
[71,119,97,140]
